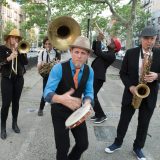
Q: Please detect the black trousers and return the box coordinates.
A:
[39,76,48,110]
[93,78,105,118]
[51,105,89,160]
[1,76,24,123]
[114,100,154,149]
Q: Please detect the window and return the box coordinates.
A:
[152,18,155,25]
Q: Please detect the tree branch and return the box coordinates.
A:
[0,0,4,5]
[104,0,127,24]
[129,0,137,23]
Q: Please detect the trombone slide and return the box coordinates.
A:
[11,41,30,74]
[12,56,17,74]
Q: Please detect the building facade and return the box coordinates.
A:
[0,0,24,43]
[139,0,160,46]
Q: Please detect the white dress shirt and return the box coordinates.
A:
[37,48,57,65]
[138,49,152,80]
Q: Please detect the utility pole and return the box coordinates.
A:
[47,0,51,25]
[87,13,91,38]
[87,13,93,48]
[0,2,3,44]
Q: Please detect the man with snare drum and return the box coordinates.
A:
[44,36,94,160]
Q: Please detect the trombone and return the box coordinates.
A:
[94,21,104,35]
[12,41,30,74]
[93,21,108,50]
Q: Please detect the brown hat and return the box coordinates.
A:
[4,28,22,41]
[70,36,93,53]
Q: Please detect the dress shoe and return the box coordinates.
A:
[133,148,146,160]
[1,122,7,139]
[12,123,20,133]
[1,129,7,140]
[105,143,121,153]
[90,115,97,121]
[38,109,43,116]
[94,115,107,124]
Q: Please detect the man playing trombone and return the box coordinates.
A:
[0,29,28,140]
[91,32,121,123]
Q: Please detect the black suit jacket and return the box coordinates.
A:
[91,40,116,81]
[120,46,160,110]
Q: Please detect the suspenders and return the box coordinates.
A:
[41,51,50,62]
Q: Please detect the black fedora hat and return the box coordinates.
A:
[140,26,157,37]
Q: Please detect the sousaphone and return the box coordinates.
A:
[48,16,81,51]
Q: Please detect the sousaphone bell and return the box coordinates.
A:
[48,16,81,51]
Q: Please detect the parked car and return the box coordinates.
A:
[30,47,38,52]
[116,50,126,60]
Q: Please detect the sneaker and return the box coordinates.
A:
[90,115,97,121]
[38,109,43,116]
[94,115,107,124]
[105,143,121,153]
[133,148,146,160]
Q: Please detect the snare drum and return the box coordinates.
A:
[65,104,91,129]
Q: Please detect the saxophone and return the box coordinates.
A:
[39,58,59,77]
[131,48,152,109]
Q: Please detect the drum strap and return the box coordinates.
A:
[41,51,49,62]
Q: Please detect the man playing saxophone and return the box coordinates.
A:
[37,36,61,116]
[105,26,160,160]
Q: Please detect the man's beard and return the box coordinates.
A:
[75,63,82,68]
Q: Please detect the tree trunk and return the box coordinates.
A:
[125,23,133,49]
